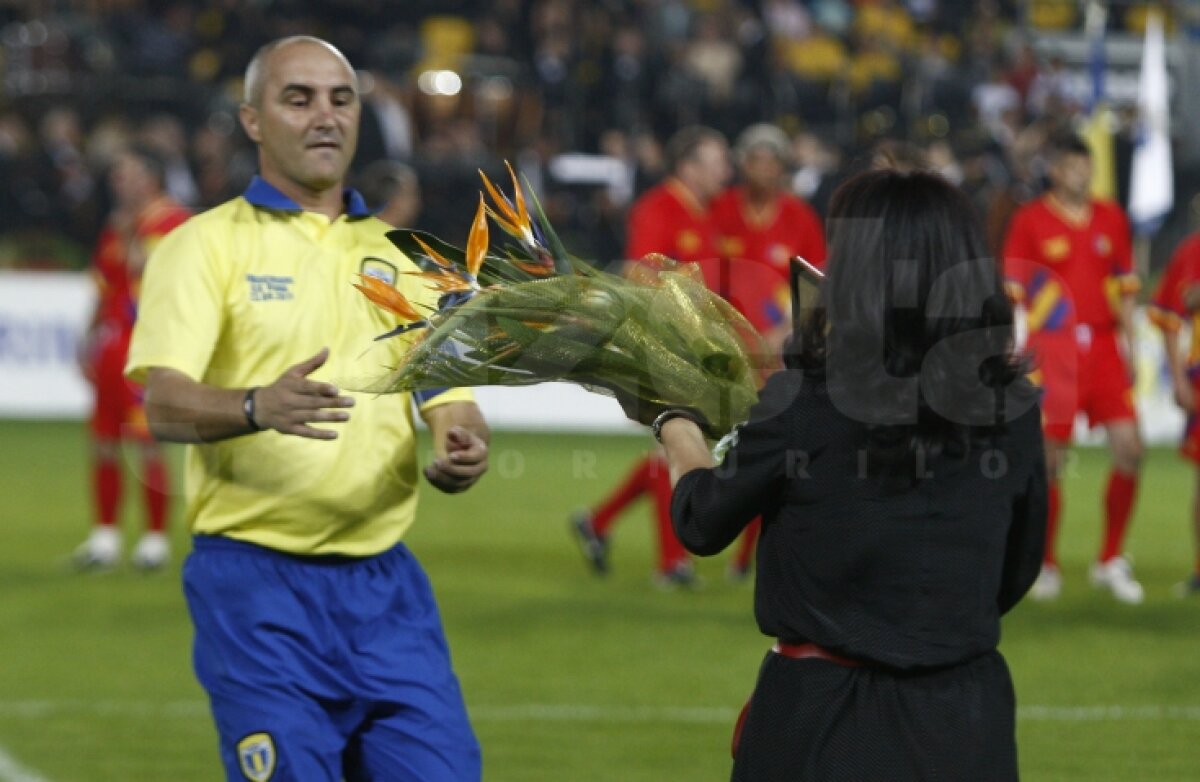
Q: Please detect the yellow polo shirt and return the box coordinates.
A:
[126,178,473,556]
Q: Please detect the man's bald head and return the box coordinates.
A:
[243,36,357,107]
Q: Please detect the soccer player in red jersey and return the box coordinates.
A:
[708,123,827,579]
[710,123,826,338]
[1003,134,1143,603]
[625,126,730,264]
[1148,231,1200,596]
[571,126,731,588]
[74,145,191,570]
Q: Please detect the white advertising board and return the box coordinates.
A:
[0,271,94,418]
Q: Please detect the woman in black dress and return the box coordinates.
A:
[630,169,1047,780]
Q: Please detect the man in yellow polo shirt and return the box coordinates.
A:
[126,36,489,781]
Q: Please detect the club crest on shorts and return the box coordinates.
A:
[237,732,276,781]
[361,257,398,286]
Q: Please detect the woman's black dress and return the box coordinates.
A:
[672,370,1047,781]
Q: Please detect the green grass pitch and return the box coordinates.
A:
[0,420,1198,780]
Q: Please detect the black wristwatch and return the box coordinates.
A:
[651,409,702,443]
[243,387,262,432]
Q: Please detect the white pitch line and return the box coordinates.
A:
[0,744,49,782]
[0,701,208,719]
[474,704,1200,723]
[1018,705,1200,722]
[470,704,737,723]
[0,700,1198,724]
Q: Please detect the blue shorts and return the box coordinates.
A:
[183,535,481,782]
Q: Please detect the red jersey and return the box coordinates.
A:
[1149,232,1200,376]
[93,197,191,331]
[625,178,719,263]
[1002,195,1137,334]
[705,186,826,332]
[710,186,827,272]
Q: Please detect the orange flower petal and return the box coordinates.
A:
[403,270,472,293]
[512,260,555,277]
[353,274,422,321]
[466,194,489,279]
[412,236,454,270]
[505,160,530,231]
[483,204,521,238]
[479,168,521,228]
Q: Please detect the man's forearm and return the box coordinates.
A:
[1161,331,1191,397]
[144,368,255,444]
[1162,331,1182,377]
[1119,296,1139,369]
[1120,296,1138,339]
[422,401,490,456]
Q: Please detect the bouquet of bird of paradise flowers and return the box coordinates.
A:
[352,164,778,437]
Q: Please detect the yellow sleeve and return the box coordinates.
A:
[125,220,226,384]
[416,387,475,412]
[394,246,476,413]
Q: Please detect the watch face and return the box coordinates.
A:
[244,388,262,430]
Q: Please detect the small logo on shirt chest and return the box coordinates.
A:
[677,229,700,254]
[246,275,294,301]
[1041,236,1069,261]
[361,257,398,285]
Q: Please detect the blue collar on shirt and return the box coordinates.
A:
[243,175,372,219]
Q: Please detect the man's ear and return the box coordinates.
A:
[239,103,261,143]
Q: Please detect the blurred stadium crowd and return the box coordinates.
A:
[0,0,1194,271]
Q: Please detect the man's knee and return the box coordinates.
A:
[1109,427,1143,473]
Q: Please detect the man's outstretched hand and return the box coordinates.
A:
[253,348,356,440]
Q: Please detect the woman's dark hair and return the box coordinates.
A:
[789,169,1035,461]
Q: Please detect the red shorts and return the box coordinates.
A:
[1182,413,1200,464]
[1180,376,1200,464]
[89,327,151,441]
[1027,326,1136,444]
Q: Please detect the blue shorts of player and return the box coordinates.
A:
[184,535,481,782]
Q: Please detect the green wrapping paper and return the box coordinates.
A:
[352,165,778,437]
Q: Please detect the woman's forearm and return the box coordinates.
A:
[659,417,714,486]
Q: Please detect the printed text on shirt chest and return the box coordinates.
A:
[246,274,296,302]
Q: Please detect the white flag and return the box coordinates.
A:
[1128,11,1173,232]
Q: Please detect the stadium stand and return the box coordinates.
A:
[0,0,1194,273]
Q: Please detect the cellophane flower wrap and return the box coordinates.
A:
[352,164,778,437]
